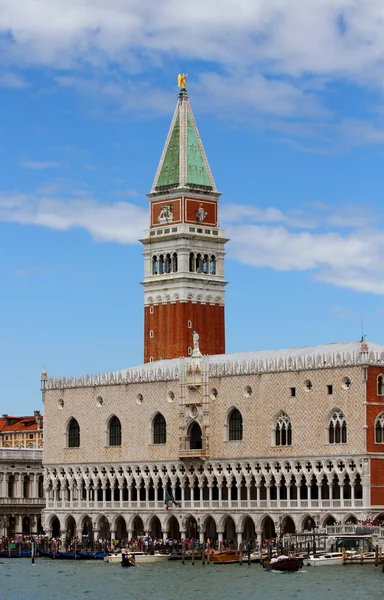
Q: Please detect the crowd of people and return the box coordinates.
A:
[1,518,384,555]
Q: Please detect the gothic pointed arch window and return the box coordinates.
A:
[275,413,292,446]
[68,418,80,448]
[153,413,166,444]
[189,422,203,450]
[109,416,122,446]
[329,409,347,444]
[378,375,384,396]
[228,408,243,441]
[375,413,384,443]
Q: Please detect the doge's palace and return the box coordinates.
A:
[42,81,384,545]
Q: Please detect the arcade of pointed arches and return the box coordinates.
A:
[44,457,366,535]
[44,509,371,545]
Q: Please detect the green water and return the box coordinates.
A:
[1,559,383,600]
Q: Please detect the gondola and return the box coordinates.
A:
[121,554,138,567]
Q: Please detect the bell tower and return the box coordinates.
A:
[141,79,228,362]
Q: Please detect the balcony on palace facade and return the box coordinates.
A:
[45,496,365,512]
[0,448,43,461]
[1,498,45,506]
[325,525,384,536]
[179,448,207,459]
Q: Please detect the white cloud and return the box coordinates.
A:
[20,160,63,170]
[0,192,147,244]
[1,0,384,146]
[0,188,383,294]
[0,72,28,88]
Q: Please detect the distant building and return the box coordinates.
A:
[0,412,44,535]
[41,85,384,545]
[0,411,43,449]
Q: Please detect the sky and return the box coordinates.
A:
[2,0,384,414]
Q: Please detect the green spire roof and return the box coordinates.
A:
[152,89,217,193]
[156,115,180,188]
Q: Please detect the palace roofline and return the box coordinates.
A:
[42,340,384,391]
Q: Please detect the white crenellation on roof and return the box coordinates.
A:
[43,340,384,390]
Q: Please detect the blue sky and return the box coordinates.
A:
[2,0,384,414]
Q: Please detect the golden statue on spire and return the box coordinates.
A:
[178,73,188,89]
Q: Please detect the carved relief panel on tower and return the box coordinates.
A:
[151,198,181,227]
[185,198,217,227]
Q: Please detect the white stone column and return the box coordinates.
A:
[110,529,116,545]
[181,484,185,507]
[256,530,263,547]
[306,479,311,506]
[180,529,186,540]
[218,531,223,550]
[246,483,251,507]
[208,485,213,506]
[276,484,281,504]
[236,531,243,549]
[199,529,204,543]
[14,514,22,533]
[328,478,333,504]
[31,516,38,534]
[287,483,291,505]
[218,482,223,508]
[162,530,167,544]
[266,482,271,508]
[256,484,260,507]
[351,477,356,505]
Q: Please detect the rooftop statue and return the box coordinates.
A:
[178,73,188,89]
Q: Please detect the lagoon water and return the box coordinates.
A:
[1,559,384,600]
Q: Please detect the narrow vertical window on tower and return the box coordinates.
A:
[152,256,158,275]
[196,253,202,273]
[210,255,216,275]
[189,252,195,272]
[375,413,384,443]
[159,255,165,274]
[378,375,384,396]
[203,254,208,274]
[172,252,178,272]
[165,253,172,273]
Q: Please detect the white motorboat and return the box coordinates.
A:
[104,551,169,564]
[304,551,352,566]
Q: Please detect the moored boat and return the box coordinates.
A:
[304,552,350,566]
[105,551,168,564]
[210,550,240,564]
